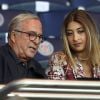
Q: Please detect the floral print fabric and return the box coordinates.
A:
[46,51,100,80]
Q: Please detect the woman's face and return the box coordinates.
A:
[66,21,87,53]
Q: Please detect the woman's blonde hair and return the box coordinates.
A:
[61,9,100,67]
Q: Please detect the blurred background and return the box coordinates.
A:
[0,0,100,68]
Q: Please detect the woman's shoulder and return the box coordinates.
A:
[51,50,66,58]
[46,51,68,80]
[49,50,67,65]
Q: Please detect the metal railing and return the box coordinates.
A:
[0,79,100,100]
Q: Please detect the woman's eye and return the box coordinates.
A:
[78,30,85,34]
[66,32,73,36]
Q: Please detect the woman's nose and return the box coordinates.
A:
[73,33,79,41]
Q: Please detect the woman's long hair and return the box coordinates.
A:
[61,9,100,68]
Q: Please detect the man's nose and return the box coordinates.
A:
[33,36,41,44]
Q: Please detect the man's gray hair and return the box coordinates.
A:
[8,12,40,38]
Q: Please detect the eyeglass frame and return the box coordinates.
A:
[13,29,44,42]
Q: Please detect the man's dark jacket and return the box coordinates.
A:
[0,44,47,84]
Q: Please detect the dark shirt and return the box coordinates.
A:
[0,44,47,84]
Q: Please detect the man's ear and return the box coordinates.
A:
[10,31,16,43]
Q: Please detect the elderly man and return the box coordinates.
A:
[0,12,47,84]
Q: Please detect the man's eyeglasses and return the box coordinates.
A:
[14,29,43,42]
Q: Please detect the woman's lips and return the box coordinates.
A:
[73,43,82,47]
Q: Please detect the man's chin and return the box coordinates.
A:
[29,53,36,58]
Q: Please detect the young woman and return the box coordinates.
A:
[46,9,100,80]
